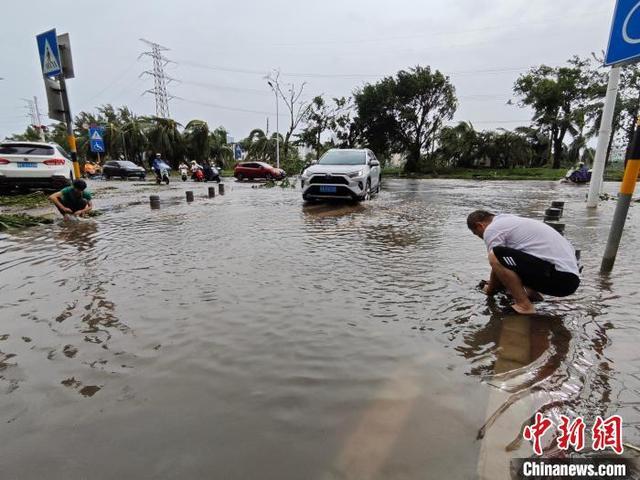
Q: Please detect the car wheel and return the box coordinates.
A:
[375,176,382,194]
[104,175,110,181]
[236,173,244,181]
[360,179,371,201]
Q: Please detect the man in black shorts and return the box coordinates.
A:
[49,179,93,218]
[467,210,580,314]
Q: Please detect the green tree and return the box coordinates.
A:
[513,57,598,169]
[209,127,233,167]
[299,96,351,159]
[435,121,479,168]
[184,120,210,161]
[354,65,457,173]
[144,117,185,167]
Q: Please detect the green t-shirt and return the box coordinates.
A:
[60,186,92,207]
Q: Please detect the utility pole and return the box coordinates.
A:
[588,66,621,208]
[266,79,280,169]
[139,39,175,118]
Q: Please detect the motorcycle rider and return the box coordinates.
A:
[190,160,203,180]
[152,153,166,181]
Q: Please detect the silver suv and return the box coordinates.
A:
[300,149,381,201]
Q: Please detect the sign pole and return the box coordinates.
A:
[58,75,81,179]
[601,117,640,273]
[587,65,621,208]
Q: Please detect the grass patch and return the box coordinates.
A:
[0,213,53,231]
[0,192,50,208]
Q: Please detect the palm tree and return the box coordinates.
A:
[121,114,147,164]
[209,127,233,168]
[184,120,210,162]
[143,117,185,168]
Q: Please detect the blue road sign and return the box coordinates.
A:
[89,128,105,153]
[606,0,640,66]
[36,29,62,77]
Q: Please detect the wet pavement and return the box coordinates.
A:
[0,178,638,479]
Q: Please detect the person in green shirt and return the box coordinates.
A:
[49,179,93,217]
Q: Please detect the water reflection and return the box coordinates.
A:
[0,180,637,479]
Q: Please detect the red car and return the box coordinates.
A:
[234,162,286,181]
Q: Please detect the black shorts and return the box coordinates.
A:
[492,246,580,297]
[58,198,87,214]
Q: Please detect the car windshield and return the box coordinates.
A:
[318,150,366,166]
[119,161,139,168]
[0,144,54,156]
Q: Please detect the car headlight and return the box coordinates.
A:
[348,169,365,178]
[302,169,313,178]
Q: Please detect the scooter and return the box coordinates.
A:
[155,162,171,185]
[192,168,205,182]
[203,165,222,183]
[562,167,592,184]
[180,166,189,182]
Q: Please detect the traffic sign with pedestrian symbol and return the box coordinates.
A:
[89,128,105,153]
[36,29,62,77]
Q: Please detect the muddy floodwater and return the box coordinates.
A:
[1,179,639,479]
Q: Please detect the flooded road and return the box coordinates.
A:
[1,179,639,479]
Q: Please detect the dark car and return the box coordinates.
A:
[234,162,286,181]
[102,160,146,180]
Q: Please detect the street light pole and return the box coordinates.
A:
[267,80,280,169]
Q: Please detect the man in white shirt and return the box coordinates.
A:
[467,210,580,314]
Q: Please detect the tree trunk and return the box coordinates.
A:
[404,145,421,173]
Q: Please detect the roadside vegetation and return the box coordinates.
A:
[0,213,53,231]
[6,53,638,177]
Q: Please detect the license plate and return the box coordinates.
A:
[320,186,337,193]
[18,162,37,168]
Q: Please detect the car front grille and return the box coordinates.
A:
[309,175,349,185]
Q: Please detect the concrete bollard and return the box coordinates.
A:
[186,191,194,202]
[551,201,565,211]
[544,221,565,235]
[545,207,562,219]
[150,195,160,209]
[575,249,581,261]
[208,186,216,198]
[218,183,225,195]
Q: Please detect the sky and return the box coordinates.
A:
[0,0,616,142]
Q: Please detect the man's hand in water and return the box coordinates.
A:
[61,206,74,214]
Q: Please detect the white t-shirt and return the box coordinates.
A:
[484,214,579,276]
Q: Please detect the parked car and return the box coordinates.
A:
[300,149,381,201]
[102,160,146,180]
[0,141,75,192]
[234,162,286,181]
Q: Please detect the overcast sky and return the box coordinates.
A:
[0,0,615,141]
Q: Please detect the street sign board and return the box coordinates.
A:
[89,128,105,153]
[57,33,75,79]
[606,0,640,66]
[234,144,243,160]
[36,29,62,77]
[44,77,65,122]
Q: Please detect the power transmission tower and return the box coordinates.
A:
[21,97,46,141]
[139,38,176,118]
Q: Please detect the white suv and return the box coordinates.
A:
[0,141,75,192]
[301,149,381,201]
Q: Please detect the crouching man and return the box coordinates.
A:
[49,179,93,218]
[467,210,580,314]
